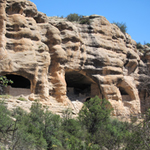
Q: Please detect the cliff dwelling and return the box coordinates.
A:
[65,71,100,102]
[119,87,132,101]
[3,74,31,96]
[0,0,145,116]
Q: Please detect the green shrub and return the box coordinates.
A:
[79,96,112,135]
[79,18,90,24]
[17,97,27,101]
[57,108,87,150]
[113,22,127,34]
[0,101,13,138]
[78,96,133,149]
[66,13,82,22]
[66,13,91,25]
[0,76,13,87]
[0,76,13,94]
[0,94,11,99]
[2,97,150,149]
[136,42,143,49]
[43,109,62,149]
[10,106,47,150]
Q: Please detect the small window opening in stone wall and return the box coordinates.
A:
[119,87,131,101]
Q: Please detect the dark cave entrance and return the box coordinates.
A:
[65,71,94,102]
[119,87,131,101]
[5,74,30,89]
[119,87,128,95]
[3,74,31,96]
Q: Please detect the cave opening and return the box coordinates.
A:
[119,87,128,95]
[3,74,31,96]
[119,87,131,101]
[5,74,30,89]
[2,74,31,96]
[65,71,93,102]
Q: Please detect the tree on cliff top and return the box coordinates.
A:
[113,22,127,34]
[66,13,82,22]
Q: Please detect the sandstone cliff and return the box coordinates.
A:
[0,0,149,116]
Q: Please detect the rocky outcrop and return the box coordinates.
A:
[0,0,148,116]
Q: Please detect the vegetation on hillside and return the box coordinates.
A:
[66,13,90,24]
[0,76,13,94]
[138,42,150,48]
[66,14,129,33]
[146,43,150,47]
[66,13,82,22]
[113,22,127,34]
[0,95,150,149]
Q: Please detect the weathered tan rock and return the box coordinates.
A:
[28,93,35,101]
[0,0,7,60]
[0,0,148,116]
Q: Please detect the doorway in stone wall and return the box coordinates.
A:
[3,74,31,96]
[65,71,100,102]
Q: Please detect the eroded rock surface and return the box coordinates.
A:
[0,0,148,116]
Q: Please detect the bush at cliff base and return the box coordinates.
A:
[1,96,150,149]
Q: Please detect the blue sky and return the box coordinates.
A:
[30,0,150,44]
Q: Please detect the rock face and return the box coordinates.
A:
[0,0,149,116]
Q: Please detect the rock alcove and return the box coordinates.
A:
[4,74,31,96]
[65,71,100,102]
[119,87,132,101]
